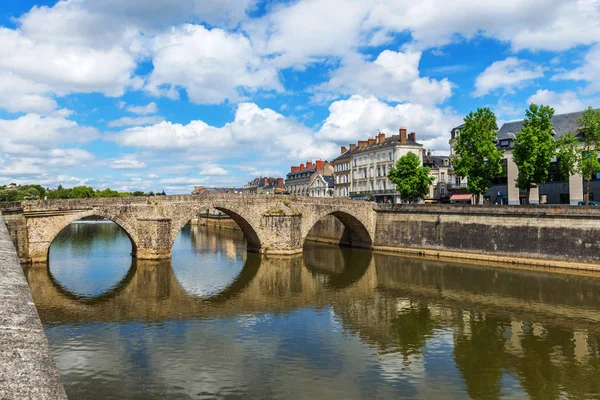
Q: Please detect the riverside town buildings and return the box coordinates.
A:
[285,160,334,197]
[449,109,599,205]
[332,128,423,203]
[242,177,286,195]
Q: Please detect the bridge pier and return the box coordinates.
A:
[135,218,172,260]
[257,214,303,255]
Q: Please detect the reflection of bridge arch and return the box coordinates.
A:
[303,244,372,289]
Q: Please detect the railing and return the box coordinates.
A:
[350,189,397,196]
[448,182,468,189]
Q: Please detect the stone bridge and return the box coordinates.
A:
[1,194,376,263]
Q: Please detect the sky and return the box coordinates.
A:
[0,0,599,194]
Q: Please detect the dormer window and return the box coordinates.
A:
[444,158,449,166]
[500,139,510,147]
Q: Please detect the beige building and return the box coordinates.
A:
[344,128,423,203]
[423,150,452,203]
[285,160,334,196]
[333,145,354,198]
[449,110,592,205]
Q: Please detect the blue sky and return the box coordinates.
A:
[1,0,599,193]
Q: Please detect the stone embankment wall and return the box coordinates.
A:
[0,212,67,399]
[306,204,600,268]
[191,214,241,230]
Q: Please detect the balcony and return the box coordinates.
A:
[448,182,468,189]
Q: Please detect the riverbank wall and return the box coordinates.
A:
[0,212,67,399]
[303,205,600,270]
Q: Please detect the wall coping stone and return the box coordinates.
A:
[0,212,67,399]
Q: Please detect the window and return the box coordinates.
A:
[440,187,445,197]
[444,158,449,166]
[500,139,510,147]
[441,172,446,182]
[389,152,392,161]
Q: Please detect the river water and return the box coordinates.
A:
[23,221,600,399]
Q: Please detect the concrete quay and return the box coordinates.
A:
[0,213,66,399]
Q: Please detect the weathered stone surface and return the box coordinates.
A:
[4,194,376,262]
[0,213,67,399]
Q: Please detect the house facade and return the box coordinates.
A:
[423,150,452,203]
[308,174,334,197]
[285,160,334,196]
[332,146,353,198]
[449,110,597,205]
[348,128,423,203]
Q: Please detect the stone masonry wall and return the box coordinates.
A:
[0,212,67,399]
[373,204,600,265]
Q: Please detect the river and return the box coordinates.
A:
[23,221,600,399]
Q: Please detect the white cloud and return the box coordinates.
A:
[527,89,586,114]
[199,165,228,176]
[0,113,98,155]
[111,155,147,170]
[553,44,600,94]
[474,57,544,97]
[246,0,600,69]
[146,24,282,104]
[147,173,160,179]
[317,95,461,153]
[126,102,158,115]
[108,115,165,127]
[314,50,452,105]
[0,73,56,114]
[111,102,333,160]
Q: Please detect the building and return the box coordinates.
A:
[333,145,353,198]
[423,150,452,203]
[285,160,334,196]
[449,110,596,205]
[348,128,424,203]
[308,174,334,197]
[192,186,241,195]
[242,177,284,194]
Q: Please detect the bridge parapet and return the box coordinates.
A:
[10,195,376,263]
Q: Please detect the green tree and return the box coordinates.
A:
[452,108,504,204]
[388,152,434,203]
[556,107,600,205]
[513,104,557,204]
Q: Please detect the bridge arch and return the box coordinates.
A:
[302,209,374,250]
[28,209,139,263]
[170,205,262,254]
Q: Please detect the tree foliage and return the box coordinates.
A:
[0,184,152,201]
[556,107,600,205]
[388,152,434,203]
[512,104,557,204]
[452,108,504,203]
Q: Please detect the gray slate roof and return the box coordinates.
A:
[497,110,586,141]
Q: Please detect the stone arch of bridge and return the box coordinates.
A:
[302,209,373,250]
[34,209,139,263]
[170,205,262,254]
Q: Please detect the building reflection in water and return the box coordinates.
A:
[22,222,600,399]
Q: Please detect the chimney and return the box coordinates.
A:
[341,146,347,154]
[349,144,356,152]
[315,160,325,171]
[306,161,313,170]
[358,140,368,149]
[427,149,431,157]
[368,137,376,145]
[399,127,407,144]
[277,177,284,187]
[408,132,416,143]
[291,166,300,173]
[378,132,385,144]
[300,163,305,171]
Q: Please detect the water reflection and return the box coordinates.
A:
[25,223,600,399]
